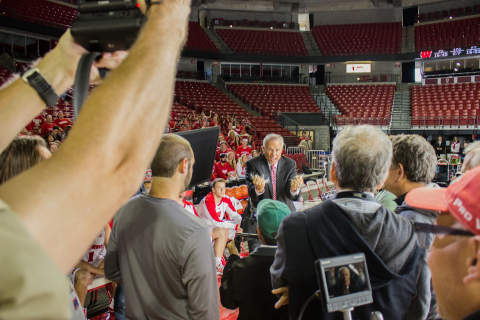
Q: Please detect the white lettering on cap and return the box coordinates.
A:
[453,197,473,222]
[477,218,480,230]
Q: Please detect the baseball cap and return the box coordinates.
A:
[220,141,228,146]
[257,199,291,240]
[219,153,227,159]
[406,165,480,235]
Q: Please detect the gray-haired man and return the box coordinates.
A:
[244,134,303,250]
[383,134,439,320]
[271,125,425,320]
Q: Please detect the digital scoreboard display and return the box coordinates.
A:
[346,64,371,73]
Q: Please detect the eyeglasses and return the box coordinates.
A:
[414,222,474,249]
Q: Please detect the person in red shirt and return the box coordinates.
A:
[217,134,225,148]
[28,113,46,134]
[247,135,256,151]
[300,131,307,141]
[40,115,55,137]
[54,111,72,130]
[225,130,236,146]
[215,141,233,162]
[231,135,242,152]
[243,115,251,125]
[236,138,252,159]
[234,121,245,135]
[214,154,236,180]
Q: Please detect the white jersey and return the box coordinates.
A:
[197,193,242,233]
[81,228,106,265]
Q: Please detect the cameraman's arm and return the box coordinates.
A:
[0,31,80,152]
[0,1,190,274]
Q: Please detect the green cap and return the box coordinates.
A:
[257,199,291,240]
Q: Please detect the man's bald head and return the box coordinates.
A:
[150,134,193,178]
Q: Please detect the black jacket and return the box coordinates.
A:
[271,194,424,320]
[220,246,289,320]
[245,155,299,212]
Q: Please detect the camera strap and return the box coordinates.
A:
[328,191,380,204]
[73,52,101,117]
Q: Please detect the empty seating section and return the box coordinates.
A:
[249,116,297,141]
[174,81,249,117]
[312,23,401,56]
[411,83,480,127]
[184,22,219,53]
[216,29,308,56]
[416,5,480,23]
[171,102,195,120]
[1,0,77,29]
[327,85,395,126]
[227,84,319,116]
[415,17,480,51]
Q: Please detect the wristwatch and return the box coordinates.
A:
[22,68,59,107]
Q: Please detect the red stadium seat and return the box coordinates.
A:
[311,22,402,56]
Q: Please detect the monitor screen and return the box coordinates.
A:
[316,253,373,313]
[176,126,220,189]
[324,262,369,299]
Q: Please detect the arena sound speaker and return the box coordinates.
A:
[176,126,220,189]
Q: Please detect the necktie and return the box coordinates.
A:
[271,164,277,200]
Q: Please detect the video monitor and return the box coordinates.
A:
[315,253,373,313]
[176,127,220,189]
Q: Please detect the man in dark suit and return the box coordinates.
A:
[245,134,303,212]
[243,134,303,250]
[220,199,290,320]
[434,136,444,156]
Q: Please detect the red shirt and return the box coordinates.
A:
[236,145,252,158]
[214,161,235,180]
[235,126,245,134]
[215,147,232,162]
[40,123,55,137]
[29,115,45,132]
[54,118,72,130]
[301,137,306,140]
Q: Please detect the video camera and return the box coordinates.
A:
[71,0,145,53]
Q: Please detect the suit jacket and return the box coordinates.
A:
[434,141,444,154]
[245,155,299,212]
[219,246,289,320]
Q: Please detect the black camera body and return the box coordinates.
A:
[71,0,145,52]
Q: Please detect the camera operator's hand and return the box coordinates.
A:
[272,285,289,308]
[90,51,129,84]
[226,241,239,256]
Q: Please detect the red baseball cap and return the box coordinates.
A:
[406,165,480,235]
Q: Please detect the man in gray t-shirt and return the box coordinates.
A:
[105,134,219,320]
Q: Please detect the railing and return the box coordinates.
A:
[306,150,328,171]
[411,116,480,129]
[238,120,257,137]
[312,94,337,126]
[55,0,78,4]
[327,74,401,86]
[270,112,303,137]
[0,6,73,29]
[334,117,391,130]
